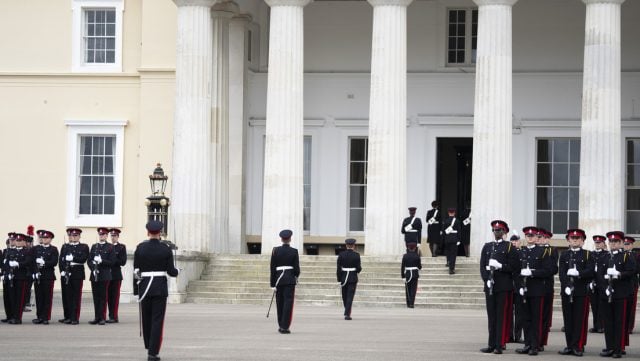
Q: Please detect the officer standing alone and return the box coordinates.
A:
[133,221,179,361]
[270,229,300,334]
[337,238,361,320]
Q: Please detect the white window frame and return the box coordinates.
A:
[445,7,478,67]
[65,120,126,227]
[72,0,124,73]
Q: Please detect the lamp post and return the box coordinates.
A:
[145,164,175,251]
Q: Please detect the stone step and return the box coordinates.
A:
[187,280,484,291]
[185,297,487,309]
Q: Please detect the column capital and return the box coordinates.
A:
[473,0,518,6]
[212,1,238,18]
[264,0,312,7]
[367,0,413,7]
[582,0,625,5]
[231,13,252,24]
[173,0,217,7]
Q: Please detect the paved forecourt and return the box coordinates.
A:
[0,302,639,361]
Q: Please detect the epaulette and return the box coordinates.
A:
[507,243,511,252]
[585,250,589,260]
[624,253,628,262]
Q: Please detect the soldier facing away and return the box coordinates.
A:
[269,229,300,334]
[337,238,361,320]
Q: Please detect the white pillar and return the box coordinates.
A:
[228,13,251,254]
[470,0,517,255]
[364,0,412,256]
[170,0,216,252]
[261,0,312,253]
[211,1,236,254]
[579,0,625,249]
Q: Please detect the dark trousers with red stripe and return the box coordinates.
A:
[62,279,83,322]
[10,280,27,321]
[276,285,295,330]
[405,278,418,307]
[341,283,357,316]
[522,295,545,350]
[561,295,590,351]
[91,280,110,321]
[141,295,167,357]
[485,290,513,349]
[35,279,55,321]
[3,280,13,320]
[602,297,628,354]
[107,280,122,320]
[627,286,638,336]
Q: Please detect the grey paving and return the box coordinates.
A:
[1,301,639,361]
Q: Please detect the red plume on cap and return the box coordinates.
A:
[27,225,34,236]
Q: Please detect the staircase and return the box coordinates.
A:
[186,254,486,309]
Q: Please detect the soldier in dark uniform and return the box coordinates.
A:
[516,226,555,356]
[107,228,127,323]
[337,238,361,320]
[2,233,17,323]
[401,207,422,253]
[269,229,300,334]
[623,236,639,338]
[510,234,525,343]
[443,208,461,274]
[88,227,116,325]
[401,241,422,308]
[133,220,179,361]
[480,220,520,354]
[58,228,90,325]
[23,231,35,313]
[589,235,607,334]
[32,229,59,324]
[558,229,595,356]
[425,200,442,257]
[460,206,471,257]
[5,233,34,324]
[538,228,558,350]
[597,231,636,358]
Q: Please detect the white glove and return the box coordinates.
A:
[589,282,595,292]
[456,242,460,246]
[486,279,493,288]
[488,259,502,269]
[607,267,620,277]
[9,261,19,268]
[36,257,45,266]
[567,267,579,277]
[176,268,181,275]
[520,268,532,277]
[93,255,102,264]
[605,288,613,297]
[65,254,73,262]
[60,271,66,277]
[519,288,525,296]
[271,287,276,291]
[564,286,572,296]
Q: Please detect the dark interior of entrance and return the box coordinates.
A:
[436,138,472,256]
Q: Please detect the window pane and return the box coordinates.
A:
[80,176,92,194]
[105,177,115,195]
[88,10,95,22]
[457,10,465,22]
[570,139,581,162]
[449,24,456,36]
[537,187,551,210]
[91,196,103,214]
[553,188,568,210]
[569,164,580,187]
[106,10,115,23]
[106,51,115,63]
[92,176,104,194]
[104,196,115,214]
[81,156,91,174]
[92,156,104,174]
[472,9,478,23]
[628,165,640,187]
[627,189,640,210]
[448,38,456,50]
[457,24,465,36]
[104,157,113,174]
[350,186,366,208]
[553,139,570,162]
[457,37,465,50]
[349,209,365,232]
[552,211,567,234]
[552,164,568,186]
[96,24,105,36]
[96,10,105,22]
[449,10,456,23]
[569,187,579,211]
[628,140,640,163]
[105,137,114,155]
[456,51,465,63]
[79,196,91,214]
[448,51,457,63]
[537,139,550,162]
[537,211,551,231]
[303,207,310,231]
[350,139,366,161]
[106,38,115,50]
[569,212,579,229]
[350,163,366,184]
[537,164,551,186]
[626,211,640,235]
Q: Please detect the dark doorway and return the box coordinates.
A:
[436,138,473,256]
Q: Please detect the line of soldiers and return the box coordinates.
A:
[1,227,126,325]
[481,220,640,358]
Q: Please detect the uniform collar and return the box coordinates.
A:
[570,247,582,252]
[70,242,79,245]
[527,244,536,249]
[612,250,620,255]
[595,249,603,253]
[16,247,23,250]
[42,244,50,248]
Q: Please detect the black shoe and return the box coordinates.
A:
[8,319,22,324]
[516,346,531,354]
[23,307,31,312]
[529,349,538,356]
[0,319,9,323]
[70,320,79,325]
[561,326,565,332]
[98,319,106,325]
[572,349,584,357]
[278,328,291,334]
[597,328,605,333]
[449,269,455,274]
[621,351,626,355]
[32,318,43,324]
[480,347,495,353]
[42,320,49,325]
[88,319,99,325]
[407,305,414,308]
[612,354,621,359]
[106,319,118,323]
[58,318,68,323]
[344,316,352,320]
[600,350,614,357]
[148,355,161,361]
[559,347,573,355]
[538,347,544,352]
[494,348,503,354]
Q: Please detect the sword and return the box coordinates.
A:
[266,289,276,318]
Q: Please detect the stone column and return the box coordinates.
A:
[579,0,625,249]
[261,0,312,253]
[228,13,251,254]
[470,0,518,255]
[170,0,216,252]
[211,1,236,254]
[364,0,412,256]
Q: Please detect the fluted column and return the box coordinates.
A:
[211,1,236,254]
[470,0,517,255]
[579,0,625,249]
[261,0,312,253]
[170,0,216,252]
[228,13,251,254]
[364,0,412,256]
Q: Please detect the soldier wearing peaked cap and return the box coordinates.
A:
[402,242,422,308]
[337,238,361,320]
[31,230,58,325]
[5,233,34,324]
[401,207,422,250]
[133,220,179,361]
[270,229,300,334]
[589,235,608,334]
[426,201,442,257]
[58,227,89,325]
[2,233,17,323]
[537,228,558,351]
[622,236,639,342]
[88,227,116,325]
[558,229,595,356]
[443,207,461,275]
[480,220,520,354]
[107,228,126,323]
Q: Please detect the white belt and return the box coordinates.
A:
[340,267,356,287]
[405,267,419,283]
[406,230,418,233]
[275,266,294,287]
[431,222,439,224]
[141,271,167,277]
[341,267,356,272]
[70,262,83,266]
